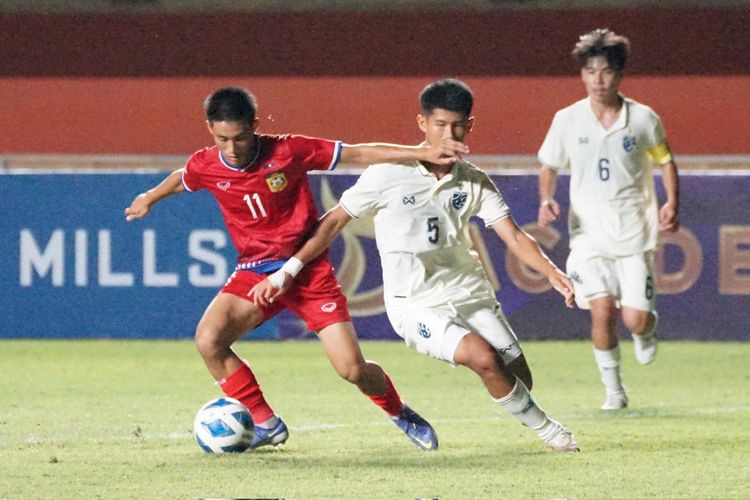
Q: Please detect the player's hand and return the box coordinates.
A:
[659,202,679,232]
[124,193,151,221]
[249,273,294,307]
[421,138,469,166]
[537,199,560,227]
[548,269,576,308]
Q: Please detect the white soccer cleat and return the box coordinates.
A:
[632,312,659,365]
[537,420,580,452]
[601,390,628,410]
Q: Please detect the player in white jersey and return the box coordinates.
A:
[537,29,680,410]
[253,79,580,452]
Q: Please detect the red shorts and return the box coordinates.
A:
[221,255,351,332]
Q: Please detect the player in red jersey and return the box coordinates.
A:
[124,86,466,450]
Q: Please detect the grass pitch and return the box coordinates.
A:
[1,339,749,499]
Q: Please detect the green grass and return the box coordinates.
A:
[1,340,749,499]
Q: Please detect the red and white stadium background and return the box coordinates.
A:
[0,8,748,155]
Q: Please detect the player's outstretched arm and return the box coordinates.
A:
[537,166,561,227]
[250,205,354,307]
[340,138,469,166]
[659,160,680,232]
[124,168,186,221]
[492,217,575,308]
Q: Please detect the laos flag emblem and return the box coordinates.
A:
[451,191,468,210]
[265,172,287,192]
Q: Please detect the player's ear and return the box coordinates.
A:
[205,120,213,134]
[466,116,475,134]
[417,113,427,133]
[251,117,260,133]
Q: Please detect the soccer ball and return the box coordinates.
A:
[193,397,254,453]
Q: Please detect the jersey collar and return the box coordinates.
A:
[217,135,262,171]
[588,94,629,136]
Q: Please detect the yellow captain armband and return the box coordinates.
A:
[648,143,673,164]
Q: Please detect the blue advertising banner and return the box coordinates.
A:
[1,171,748,341]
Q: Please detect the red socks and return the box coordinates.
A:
[218,363,275,425]
[366,372,404,416]
[220,363,404,421]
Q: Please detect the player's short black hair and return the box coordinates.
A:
[419,79,474,117]
[204,87,258,124]
[572,28,631,72]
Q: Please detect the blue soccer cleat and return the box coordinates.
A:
[250,417,289,450]
[390,404,438,451]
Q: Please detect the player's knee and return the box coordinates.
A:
[622,311,651,334]
[464,347,501,377]
[194,324,222,359]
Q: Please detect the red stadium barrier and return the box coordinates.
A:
[0,76,748,155]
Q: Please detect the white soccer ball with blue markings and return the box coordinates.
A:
[193,397,254,453]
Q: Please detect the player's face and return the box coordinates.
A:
[581,56,622,103]
[206,119,259,167]
[417,108,474,146]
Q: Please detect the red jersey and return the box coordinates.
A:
[182,134,341,269]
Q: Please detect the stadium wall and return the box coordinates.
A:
[0,8,748,155]
[2,171,748,341]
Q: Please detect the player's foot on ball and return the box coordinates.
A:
[391,404,438,451]
[601,390,628,410]
[632,312,658,365]
[537,419,580,452]
[250,417,289,450]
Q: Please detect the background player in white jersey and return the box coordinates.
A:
[254,79,580,452]
[536,29,680,410]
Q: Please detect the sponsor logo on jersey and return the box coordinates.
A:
[578,137,589,145]
[402,195,416,205]
[623,135,637,152]
[451,191,468,210]
[417,322,431,338]
[321,302,337,312]
[263,162,277,169]
[265,172,287,192]
[216,181,231,191]
[569,271,583,284]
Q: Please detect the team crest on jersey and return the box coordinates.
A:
[265,172,287,192]
[451,191,468,210]
[417,322,431,339]
[623,135,637,152]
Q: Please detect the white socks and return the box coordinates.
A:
[493,377,554,434]
[593,345,624,394]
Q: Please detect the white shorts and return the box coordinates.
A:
[386,299,522,365]
[566,249,656,311]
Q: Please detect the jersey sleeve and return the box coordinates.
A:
[646,114,673,164]
[338,165,383,219]
[537,111,569,170]
[475,174,511,227]
[181,152,204,192]
[286,135,342,172]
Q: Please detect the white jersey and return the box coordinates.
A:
[538,96,673,257]
[339,160,510,311]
